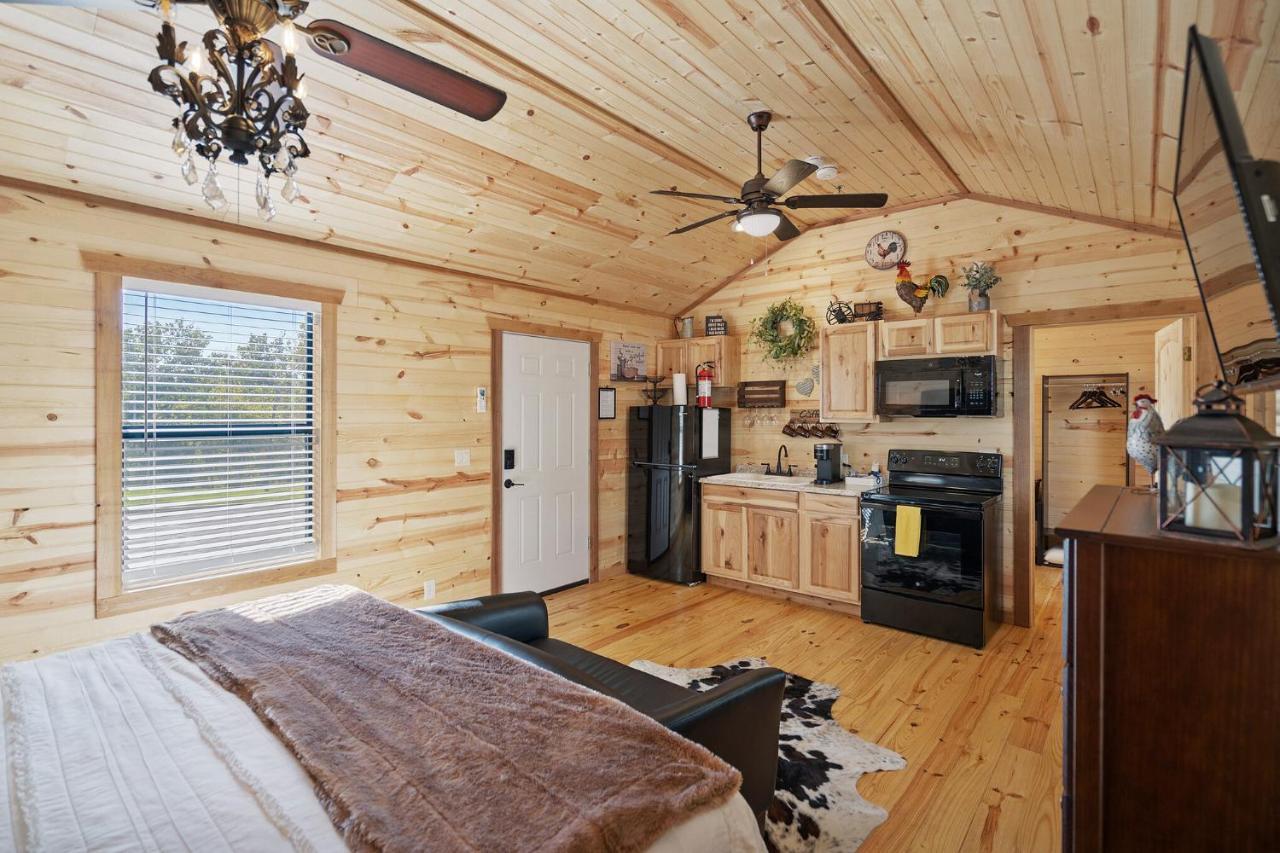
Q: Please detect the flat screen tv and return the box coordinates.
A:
[1175,26,1280,392]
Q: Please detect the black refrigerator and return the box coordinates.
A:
[626,404,731,584]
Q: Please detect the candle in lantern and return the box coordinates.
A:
[1183,481,1242,532]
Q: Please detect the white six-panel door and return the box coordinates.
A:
[500,333,591,593]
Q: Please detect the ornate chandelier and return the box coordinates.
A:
[149,0,311,221]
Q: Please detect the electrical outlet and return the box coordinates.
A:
[454,449,471,467]
[841,450,850,466]
[476,387,488,413]
[423,580,436,600]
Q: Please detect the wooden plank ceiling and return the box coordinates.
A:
[0,1,1275,313]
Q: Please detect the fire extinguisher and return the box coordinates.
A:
[695,361,715,408]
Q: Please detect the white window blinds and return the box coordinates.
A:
[121,285,317,589]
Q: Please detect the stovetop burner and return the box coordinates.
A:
[860,484,1000,508]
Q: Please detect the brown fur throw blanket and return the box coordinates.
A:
[152,585,740,852]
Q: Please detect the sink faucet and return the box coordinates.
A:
[772,444,794,477]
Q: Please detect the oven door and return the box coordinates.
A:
[875,361,964,417]
[860,499,985,608]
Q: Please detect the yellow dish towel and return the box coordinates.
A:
[895,505,922,558]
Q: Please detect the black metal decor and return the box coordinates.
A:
[1155,382,1280,543]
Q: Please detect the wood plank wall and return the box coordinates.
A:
[694,198,1198,613]
[0,187,668,661]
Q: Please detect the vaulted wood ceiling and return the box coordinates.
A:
[0,1,1276,314]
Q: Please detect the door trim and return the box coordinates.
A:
[488,318,602,595]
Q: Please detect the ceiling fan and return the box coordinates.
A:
[652,111,887,241]
[36,0,508,122]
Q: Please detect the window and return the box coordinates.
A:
[93,260,339,617]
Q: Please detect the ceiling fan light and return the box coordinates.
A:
[731,219,744,233]
[815,164,839,181]
[739,209,780,237]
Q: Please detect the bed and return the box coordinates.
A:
[0,587,764,852]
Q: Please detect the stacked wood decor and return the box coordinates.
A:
[0,2,1274,314]
[693,197,1200,614]
[0,187,668,661]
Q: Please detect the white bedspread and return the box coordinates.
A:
[1,635,763,852]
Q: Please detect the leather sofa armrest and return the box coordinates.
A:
[414,591,549,642]
[652,667,786,818]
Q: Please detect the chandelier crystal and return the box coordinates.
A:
[148,0,311,213]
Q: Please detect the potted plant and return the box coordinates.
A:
[961,261,1000,311]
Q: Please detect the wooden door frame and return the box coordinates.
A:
[1007,298,1201,626]
[487,318,602,595]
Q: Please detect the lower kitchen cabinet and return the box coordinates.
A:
[701,484,859,606]
[747,507,799,589]
[798,493,860,603]
[701,500,746,579]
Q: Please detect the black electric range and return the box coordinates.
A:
[859,449,1003,648]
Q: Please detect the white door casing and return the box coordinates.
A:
[499,333,591,593]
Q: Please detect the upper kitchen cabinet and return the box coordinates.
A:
[820,323,877,423]
[880,317,934,358]
[934,312,998,354]
[655,336,739,385]
[876,311,1000,360]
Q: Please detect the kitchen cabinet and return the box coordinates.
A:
[819,323,877,423]
[654,335,738,386]
[701,484,859,607]
[701,500,746,579]
[798,493,860,603]
[880,318,934,358]
[746,506,799,589]
[874,310,1000,360]
[934,313,995,354]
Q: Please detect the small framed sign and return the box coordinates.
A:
[598,387,617,420]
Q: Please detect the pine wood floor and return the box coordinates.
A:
[546,568,1064,852]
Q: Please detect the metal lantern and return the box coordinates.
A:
[1154,382,1280,543]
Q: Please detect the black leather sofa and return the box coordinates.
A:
[416,591,786,817]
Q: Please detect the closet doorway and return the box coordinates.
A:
[1028,315,1198,568]
[1037,374,1130,565]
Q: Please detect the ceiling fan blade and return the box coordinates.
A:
[305,19,506,121]
[773,211,801,241]
[783,193,889,209]
[669,209,738,235]
[762,159,818,197]
[651,190,742,204]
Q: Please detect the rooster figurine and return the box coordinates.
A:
[1127,394,1165,489]
[894,261,929,314]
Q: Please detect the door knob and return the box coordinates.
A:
[503,479,524,489]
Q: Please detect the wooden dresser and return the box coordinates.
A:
[1057,486,1280,851]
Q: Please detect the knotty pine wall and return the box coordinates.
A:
[0,187,668,661]
[696,198,1198,613]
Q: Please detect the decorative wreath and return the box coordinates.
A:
[749,298,817,364]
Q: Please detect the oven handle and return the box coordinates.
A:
[861,498,986,515]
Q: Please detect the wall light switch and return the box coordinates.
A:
[423,580,436,600]
[454,449,471,467]
[476,387,488,413]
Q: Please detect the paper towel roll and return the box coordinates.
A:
[672,375,688,405]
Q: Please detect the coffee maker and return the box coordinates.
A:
[813,442,844,485]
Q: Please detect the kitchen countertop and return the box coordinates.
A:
[700,471,879,497]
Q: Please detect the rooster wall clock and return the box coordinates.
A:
[865,230,906,270]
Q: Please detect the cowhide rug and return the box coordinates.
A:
[631,658,906,852]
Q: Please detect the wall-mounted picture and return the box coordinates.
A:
[610,341,648,381]
[598,387,617,420]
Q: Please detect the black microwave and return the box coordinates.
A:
[875,355,998,417]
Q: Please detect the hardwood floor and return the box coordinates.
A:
[546,566,1064,852]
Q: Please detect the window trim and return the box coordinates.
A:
[91,257,341,618]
